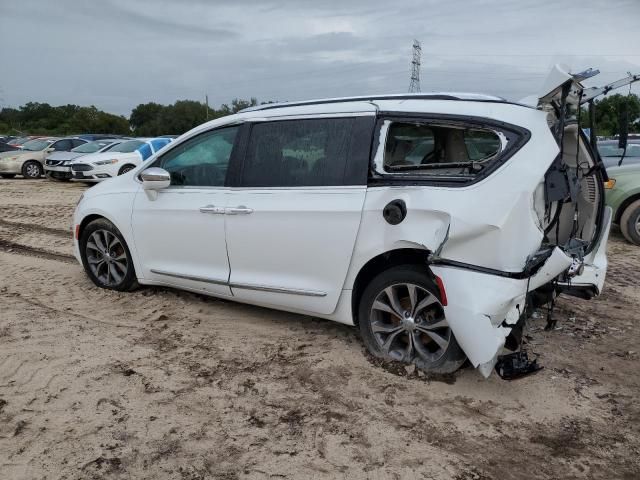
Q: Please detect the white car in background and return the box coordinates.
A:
[45,139,126,181]
[70,138,172,182]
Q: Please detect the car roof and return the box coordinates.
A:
[241,92,513,113]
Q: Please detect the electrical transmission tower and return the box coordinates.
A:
[408,40,422,93]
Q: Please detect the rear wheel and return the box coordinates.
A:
[118,164,135,175]
[79,218,138,291]
[620,199,640,246]
[0,174,16,179]
[358,265,466,374]
[22,161,43,179]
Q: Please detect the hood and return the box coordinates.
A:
[46,151,84,161]
[71,151,141,165]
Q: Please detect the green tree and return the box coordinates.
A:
[585,93,640,136]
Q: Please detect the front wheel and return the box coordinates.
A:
[79,218,138,291]
[358,265,466,374]
[118,164,135,175]
[22,161,43,179]
[620,199,640,246]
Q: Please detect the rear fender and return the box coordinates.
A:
[431,246,573,377]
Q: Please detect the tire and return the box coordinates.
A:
[358,265,466,374]
[21,161,43,179]
[0,174,16,179]
[619,199,640,246]
[46,172,69,182]
[79,218,139,292]
[118,164,135,176]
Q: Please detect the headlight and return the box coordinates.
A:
[604,179,616,189]
[93,159,119,166]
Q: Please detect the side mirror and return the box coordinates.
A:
[46,147,55,153]
[140,167,170,191]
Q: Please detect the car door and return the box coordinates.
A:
[131,126,240,296]
[225,115,374,315]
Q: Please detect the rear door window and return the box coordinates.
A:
[240,118,355,187]
[52,139,73,151]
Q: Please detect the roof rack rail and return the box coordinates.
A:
[241,93,507,113]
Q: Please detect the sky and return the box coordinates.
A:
[1,0,639,116]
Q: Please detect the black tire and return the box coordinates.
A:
[79,218,139,292]
[118,164,135,175]
[0,174,16,179]
[21,161,43,179]
[358,265,466,374]
[45,172,69,182]
[620,199,640,246]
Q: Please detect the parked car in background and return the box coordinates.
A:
[605,163,640,245]
[76,134,126,141]
[45,139,124,181]
[0,137,87,178]
[70,137,172,182]
[598,140,640,168]
[6,136,34,149]
[0,135,17,144]
[72,66,611,378]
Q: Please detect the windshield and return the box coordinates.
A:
[109,140,144,153]
[22,139,52,151]
[598,143,640,157]
[71,141,113,153]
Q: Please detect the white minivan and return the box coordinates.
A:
[72,66,614,377]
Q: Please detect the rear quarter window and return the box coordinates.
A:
[372,116,528,186]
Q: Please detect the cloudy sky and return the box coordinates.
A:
[1,0,639,116]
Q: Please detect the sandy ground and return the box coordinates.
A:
[0,178,639,480]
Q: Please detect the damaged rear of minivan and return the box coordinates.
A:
[433,66,612,377]
[358,66,618,378]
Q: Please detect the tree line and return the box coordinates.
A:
[0,94,637,137]
[0,98,263,137]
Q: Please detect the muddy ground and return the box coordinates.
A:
[0,178,639,480]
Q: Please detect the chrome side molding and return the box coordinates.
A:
[150,269,227,286]
[150,269,327,297]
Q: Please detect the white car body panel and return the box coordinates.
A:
[73,88,610,378]
[130,187,232,297]
[71,151,143,181]
[225,186,367,315]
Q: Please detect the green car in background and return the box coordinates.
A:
[604,163,640,245]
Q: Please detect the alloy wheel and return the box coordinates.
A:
[85,229,128,286]
[25,163,41,178]
[369,283,451,364]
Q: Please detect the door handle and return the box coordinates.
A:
[226,205,253,215]
[199,205,225,214]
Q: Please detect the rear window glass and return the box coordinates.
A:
[382,122,502,177]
